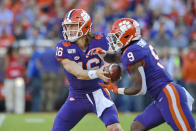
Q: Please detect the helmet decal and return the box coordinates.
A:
[119,21,132,32]
[66,9,76,20]
[81,11,90,21]
[107,18,141,52]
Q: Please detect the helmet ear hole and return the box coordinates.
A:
[116,32,120,37]
[124,35,129,38]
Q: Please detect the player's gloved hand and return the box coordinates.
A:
[86,48,106,59]
[99,82,119,94]
[96,65,111,82]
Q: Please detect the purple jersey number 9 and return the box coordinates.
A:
[127,52,135,62]
[149,45,164,69]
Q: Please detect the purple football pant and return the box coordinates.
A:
[135,83,195,131]
[52,88,119,131]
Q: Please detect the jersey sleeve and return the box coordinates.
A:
[94,33,109,51]
[121,45,146,69]
[56,41,72,61]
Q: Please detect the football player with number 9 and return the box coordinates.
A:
[52,9,123,131]
[95,18,195,131]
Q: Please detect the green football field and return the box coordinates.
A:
[0,113,195,131]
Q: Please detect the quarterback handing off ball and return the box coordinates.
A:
[103,64,122,82]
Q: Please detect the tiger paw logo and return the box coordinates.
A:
[95,33,103,39]
[81,11,90,21]
[62,41,71,47]
[119,21,132,32]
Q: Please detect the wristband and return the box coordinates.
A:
[88,70,98,79]
[117,88,125,95]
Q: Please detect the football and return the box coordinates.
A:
[103,64,121,82]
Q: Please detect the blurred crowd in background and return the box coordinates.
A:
[0,0,196,114]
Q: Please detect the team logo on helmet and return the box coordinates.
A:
[81,11,90,21]
[119,21,132,32]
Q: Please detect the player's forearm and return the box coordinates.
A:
[103,52,121,63]
[62,59,93,80]
[65,64,93,80]
[117,85,141,95]
[124,86,141,95]
[76,69,101,80]
[120,66,146,96]
[74,69,91,80]
[117,77,143,95]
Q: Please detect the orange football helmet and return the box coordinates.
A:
[107,18,141,52]
[62,9,92,42]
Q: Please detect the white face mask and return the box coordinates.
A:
[62,22,83,42]
[107,33,123,52]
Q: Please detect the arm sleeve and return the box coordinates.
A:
[56,41,72,61]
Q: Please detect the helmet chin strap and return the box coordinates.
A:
[68,36,78,42]
[66,29,83,42]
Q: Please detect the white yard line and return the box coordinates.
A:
[25,118,45,123]
[0,114,6,127]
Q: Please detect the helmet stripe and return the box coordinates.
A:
[66,9,76,20]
